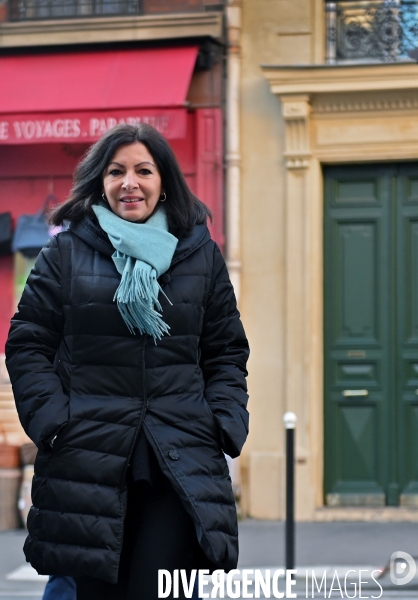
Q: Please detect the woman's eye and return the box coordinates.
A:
[138,168,152,176]
[108,169,122,176]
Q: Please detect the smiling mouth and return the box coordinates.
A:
[120,197,144,204]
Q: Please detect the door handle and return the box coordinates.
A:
[342,389,369,397]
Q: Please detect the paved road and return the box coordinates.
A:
[0,520,417,598]
[238,520,418,568]
[236,520,418,598]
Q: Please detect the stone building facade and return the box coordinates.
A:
[238,0,418,519]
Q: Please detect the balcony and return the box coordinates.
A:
[326,0,418,63]
[6,0,224,21]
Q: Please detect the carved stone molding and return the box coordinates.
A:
[261,62,418,96]
[313,96,418,114]
[281,95,311,170]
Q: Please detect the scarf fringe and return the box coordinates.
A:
[92,205,178,342]
[114,258,170,341]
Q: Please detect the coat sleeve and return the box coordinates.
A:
[199,244,250,458]
[5,236,69,449]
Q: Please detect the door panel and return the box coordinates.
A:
[324,164,393,506]
[337,222,378,342]
[325,162,418,506]
[396,166,418,505]
[338,406,378,481]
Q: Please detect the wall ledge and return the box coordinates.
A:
[315,507,418,522]
[0,11,223,47]
[261,62,418,96]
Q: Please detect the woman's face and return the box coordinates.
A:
[103,142,162,223]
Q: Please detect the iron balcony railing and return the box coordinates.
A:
[326,0,418,63]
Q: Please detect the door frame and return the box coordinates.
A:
[322,163,418,507]
[262,64,418,515]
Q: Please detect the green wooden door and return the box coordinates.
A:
[324,163,418,506]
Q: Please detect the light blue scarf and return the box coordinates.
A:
[92,204,178,341]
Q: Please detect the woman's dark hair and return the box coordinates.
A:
[50,123,211,237]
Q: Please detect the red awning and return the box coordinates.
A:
[0,46,198,144]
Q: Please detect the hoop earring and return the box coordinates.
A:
[160,192,167,202]
[102,193,106,201]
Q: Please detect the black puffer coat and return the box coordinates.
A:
[5,215,249,584]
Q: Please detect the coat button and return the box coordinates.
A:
[160,273,171,284]
[168,450,179,460]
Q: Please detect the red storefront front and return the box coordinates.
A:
[0,45,223,350]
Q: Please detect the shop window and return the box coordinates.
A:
[14,252,35,306]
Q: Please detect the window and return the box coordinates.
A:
[8,0,141,20]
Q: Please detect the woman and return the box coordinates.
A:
[6,124,249,599]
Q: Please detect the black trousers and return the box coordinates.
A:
[76,469,201,600]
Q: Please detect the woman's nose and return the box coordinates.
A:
[122,171,139,190]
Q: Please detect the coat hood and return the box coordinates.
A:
[69,212,212,266]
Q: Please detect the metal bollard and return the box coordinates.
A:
[283,412,297,571]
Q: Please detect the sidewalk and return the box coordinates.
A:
[0,529,45,598]
[238,519,418,596]
[0,520,417,597]
[238,519,418,568]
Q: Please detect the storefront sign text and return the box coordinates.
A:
[0,109,186,144]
